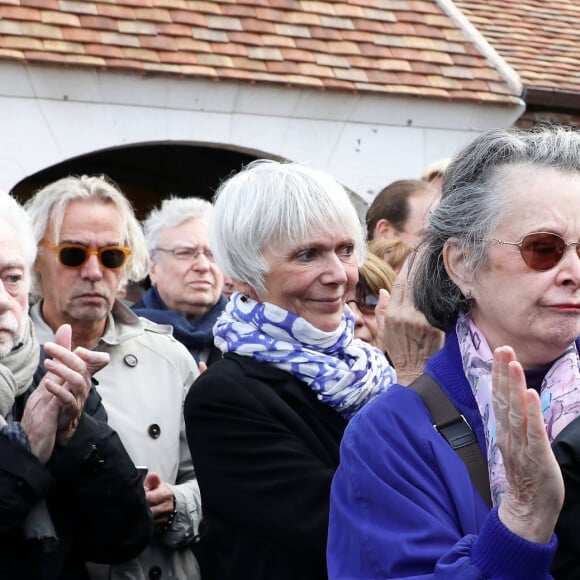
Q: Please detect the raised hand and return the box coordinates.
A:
[376,258,444,385]
[20,380,60,463]
[493,346,564,544]
[41,324,109,445]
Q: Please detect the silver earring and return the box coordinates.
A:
[465,289,473,306]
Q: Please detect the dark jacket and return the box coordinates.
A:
[184,352,347,580]
[552,414,580,579]
[0,371,154,579]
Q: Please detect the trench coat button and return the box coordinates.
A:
[124,354,138,367]
[148,566,162,579]
[148,424,161,439]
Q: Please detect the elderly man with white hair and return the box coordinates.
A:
[0,190,152,578]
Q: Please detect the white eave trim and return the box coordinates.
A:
[436,0,524,101]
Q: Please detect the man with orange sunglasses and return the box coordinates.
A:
[25,175,203,580]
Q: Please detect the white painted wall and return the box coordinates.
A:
[0,61,524,206]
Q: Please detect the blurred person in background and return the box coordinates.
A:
[346,252,395,349]
[134,196,226,367]
[366,178,438,248]
[367,237,412,274]
[421,157,451,195]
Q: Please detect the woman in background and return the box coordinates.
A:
[346,252,395,349]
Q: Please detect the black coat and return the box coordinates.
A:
[0,373,154,579]
[184,352,347,580]
[552,415,580,579]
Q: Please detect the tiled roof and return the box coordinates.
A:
[454,0,580,95]
[0,0,520,105]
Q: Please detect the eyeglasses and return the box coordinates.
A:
[156,247,215,262]
[483,232,580,271]
[41,240,131,270]
[347,294,379,315]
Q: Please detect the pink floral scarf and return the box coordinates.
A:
[456,312,580,506]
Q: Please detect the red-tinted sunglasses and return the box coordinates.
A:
[484,232,580,271]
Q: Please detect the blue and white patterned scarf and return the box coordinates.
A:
[214,292,396,419]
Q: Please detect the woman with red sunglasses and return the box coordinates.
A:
[329,126,580,579]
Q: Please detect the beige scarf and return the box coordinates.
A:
[0,317,39,424]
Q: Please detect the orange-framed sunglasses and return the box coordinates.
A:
[41,240,131,270]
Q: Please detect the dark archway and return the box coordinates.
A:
[10,143,258,220]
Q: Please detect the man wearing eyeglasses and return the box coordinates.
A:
[132,196,227,368]
[24,175,203,580]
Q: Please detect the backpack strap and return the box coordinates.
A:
[409,374,492,509]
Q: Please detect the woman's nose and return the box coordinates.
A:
[324,253,348,284]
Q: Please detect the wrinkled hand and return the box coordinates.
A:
[20,380,60,463]
[41,325,109,445]
[144,472,176,527]
[493,346,564,544]
[377,259,444,385]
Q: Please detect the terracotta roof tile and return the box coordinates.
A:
[454,0,580,94]
[85,43,123,58]
[21,21,62,39]
[221,4,257,17]
[0,5,39,19]
[41,10,81,26]
[59,1,98,15]
[2,35,42,49]
[134,8,173,22]
[118,20,157,35]
[158,49,196,64]
[0,48,25,60]
[171,10,205,25]
[80,15,119,31]
[0,0,521,104]
[0,20,24,34]
[23,0,59,8]
[100,30,140,47]
[157,22,192,36]
[62,26,100,44]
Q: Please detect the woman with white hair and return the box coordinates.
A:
[184,160,399,580]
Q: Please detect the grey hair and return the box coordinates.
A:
[142,196,213,256]
[0,191,37,276]
[24,175,149,301]
[210,159,367,295]
[413,125,580,330]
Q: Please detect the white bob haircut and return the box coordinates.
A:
[0,190,37,276]
[24,175,149,301]
[210,159,367,295]
[142,196,213,257]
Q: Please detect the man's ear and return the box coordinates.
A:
[149,258,158,286]
[374,219,399,240]
[443,237,473,293]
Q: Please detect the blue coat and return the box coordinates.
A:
[327,330,557,579]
